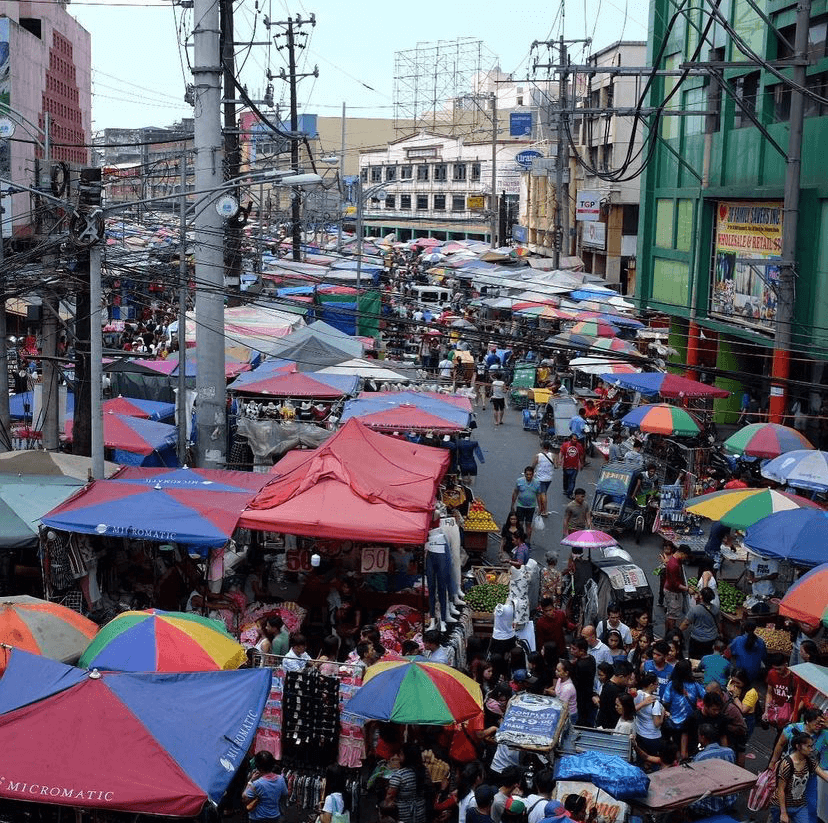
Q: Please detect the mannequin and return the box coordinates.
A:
[439,514,464,614]
[456,432,485,486]
[425,522,451,632]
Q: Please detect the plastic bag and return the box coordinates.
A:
[555,752,649,800]
[747,766,777,812]
[532,513,545,532]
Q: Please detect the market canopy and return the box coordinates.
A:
[9,390,74,421]
[65,413,178,462]
[340,391,472,431]
[42,467,273,552]
[316,358,411,382]
[744,508,828,567]
[0,450,120,480]
[256,320,364,361]
[597,371,730,398]
[0,474,87,549]
[240,418,450,542]
[0,648,270,817]
[228,370,358,398]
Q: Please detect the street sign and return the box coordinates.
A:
[0,119,15,139]
[576,190,601,222]
[510,112,532,137]
[512,225,528,243]
[467,195,486,210]
[515,150,543,169]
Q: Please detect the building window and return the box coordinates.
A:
[684,85,705,136]
[622,204,640,236]
[400,165,413,180]
[471,162,481,182]
[400,194,411,210]
[417,165,429,181]
[434,163,447,182]
[452,195,465,211]
[416,194,429,210]
[433,194,446,211]
[733,71,760,128]
[385,166,396,182]
[385,194,396,209]
[769,83,791,122]
[453,163,466,181]
[360,168,368,182]
[370,166,382,182]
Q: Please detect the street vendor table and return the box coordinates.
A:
[657,528,707,559]
[630,759,756,814]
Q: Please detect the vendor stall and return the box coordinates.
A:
[463,499,499,553]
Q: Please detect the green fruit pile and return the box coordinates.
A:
[718,581,746,612]
[465,582,509,613]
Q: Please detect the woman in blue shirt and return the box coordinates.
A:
[727,620,767,683]
[243,751,289,823]
[662,659,706,760]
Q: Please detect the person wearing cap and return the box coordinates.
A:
[491,768,523,823]
[500,796,527,823]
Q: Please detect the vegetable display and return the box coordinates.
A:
[465,582,509,613]
[687,578,746,613]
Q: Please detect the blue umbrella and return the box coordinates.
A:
[761,449,828,492]
[599,313,645,329]
[744,508,828,566]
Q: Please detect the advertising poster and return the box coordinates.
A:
[710,200,782,331]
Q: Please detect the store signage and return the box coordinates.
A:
[576,190,601,222]
[510,112,533,137]
[512,224,528,243]
[285,549,313,572]
[361,546,389,574]
[582,221,606,249]
[710,199,782,333]
[467,195,485,210]
[515,150,543,169]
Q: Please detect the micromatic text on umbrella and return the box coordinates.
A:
[0,778,114,802]
[102,526,178,541]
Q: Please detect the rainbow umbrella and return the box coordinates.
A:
[724,422,814,458]
[570,320,619,338]
[343,659,482,724]
[515,304,578,321]
[779,564,828,625]
[561,529,618,549]
[685,487,822,529]
[79,609,247,672]
[621,403,701,436]
[590,337,644,358]
[548,332,597,350]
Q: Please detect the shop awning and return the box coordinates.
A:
[229,371,358,398]
[597,371,730,398]
[240,418,449,542]
[41,467,273,552]
[0,649,270,817]
[340,391,472,431]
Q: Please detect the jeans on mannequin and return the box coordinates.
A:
[440,517,461,598]
[426,547,451,621]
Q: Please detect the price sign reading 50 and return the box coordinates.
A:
[361,546,389,574]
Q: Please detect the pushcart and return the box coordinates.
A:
[539,395,579,445]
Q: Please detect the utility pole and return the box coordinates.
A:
[273,14,317,262]
[490,93,498,249]
[192,0,227,469]
[769,0,811,422]
[337,101,346,252]
[221,0,242,298]
[89,241,103,480]
[0,200,9,451]
[555,38,569,268]
[178,153,189,466]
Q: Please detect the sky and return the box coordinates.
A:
[69,0,649,138]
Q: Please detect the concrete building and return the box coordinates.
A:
[0,1,91,237]
[517,41,646,291]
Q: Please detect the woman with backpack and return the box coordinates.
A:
[320,764,352,823]
[661,659,705,760]
[769,732,828,823]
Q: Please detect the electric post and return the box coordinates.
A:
[192,0,227,469]
[221,0,242,300]
[272,14,317,262]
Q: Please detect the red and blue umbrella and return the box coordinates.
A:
[779,564,828,626]
[344,659,482,724]
[724,423,814,459]
[0,648,270,816]
[597,372,730,399]
[65,413,177,458]
[41,467,273,553]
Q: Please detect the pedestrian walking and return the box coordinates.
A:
[510,467,541,542]
[560,434,585,499]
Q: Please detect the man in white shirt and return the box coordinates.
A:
[748,552,779,599]
[524,769,556,823]
[282,633,312,671]
[423,629,452,665]
[582,625,614,667]
[596,603,634,650]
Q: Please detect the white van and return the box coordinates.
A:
[411,285,452,311]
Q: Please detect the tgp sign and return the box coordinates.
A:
[576,190,601,222]
[515,150,543,170]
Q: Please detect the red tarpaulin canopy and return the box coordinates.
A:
[239,418,449,542]
[230,371,355,398]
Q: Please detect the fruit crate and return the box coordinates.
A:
[472,565,510,586]
[465,530,494,553]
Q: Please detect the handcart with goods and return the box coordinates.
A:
[463,499,499,554]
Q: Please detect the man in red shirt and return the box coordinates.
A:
[560,434,585,499]
[662,544,689,633]
[535,596,571,659]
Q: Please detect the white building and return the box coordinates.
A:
[358,130,536,242]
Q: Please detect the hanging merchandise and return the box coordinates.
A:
[282,668,340,767]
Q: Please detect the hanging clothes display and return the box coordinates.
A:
[282,667,339,767]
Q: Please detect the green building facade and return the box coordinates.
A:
[636,0,828,419]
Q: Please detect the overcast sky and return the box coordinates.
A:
[69,0,649,138]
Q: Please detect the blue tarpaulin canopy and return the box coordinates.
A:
[340,391,471,430]
[744,508,828,567]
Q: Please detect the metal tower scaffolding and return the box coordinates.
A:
[393,38,498,136]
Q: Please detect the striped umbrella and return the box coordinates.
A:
[79,609,247,672]
[724,423,814,458]
[570,320,619,338]
[343,659,482,724]
[590,337,645,358]
[779,564,828,625]
[548,332,598,350]
[621,403,701,436]
[515,305,579,321]
[685,487,822,529]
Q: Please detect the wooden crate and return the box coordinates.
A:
[472,565,510,585]
[465,531,494,553]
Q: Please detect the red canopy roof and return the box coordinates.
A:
[239,419,449,542]
[231,371,351,398]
